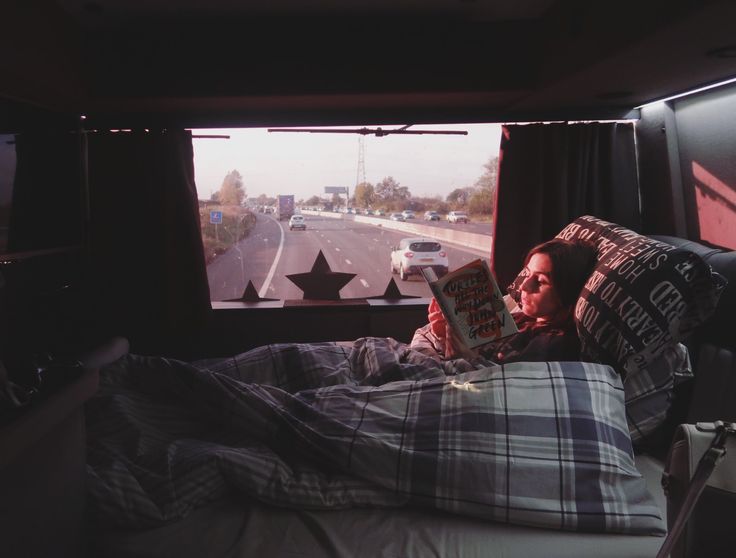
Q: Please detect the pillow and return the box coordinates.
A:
[505,216,724,444]
[624,341,692,444]
[556,216,725,376]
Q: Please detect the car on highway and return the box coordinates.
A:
[389,212,405,221]
[423,211,440,221]
[447,210,469,224]
[288,215,306,230]
[401,209,416,219]
[390,237,449,281]
[374,209,385,216]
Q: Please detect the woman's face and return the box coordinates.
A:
[519,253,565,322]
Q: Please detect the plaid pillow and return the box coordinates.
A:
[625,342,692,444]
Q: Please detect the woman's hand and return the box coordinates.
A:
[428,297,447,338]
[428,297,479,360]
[445,323,480,361]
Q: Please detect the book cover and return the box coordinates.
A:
[421,259,519,349]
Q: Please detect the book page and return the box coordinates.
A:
[422,259,518,349]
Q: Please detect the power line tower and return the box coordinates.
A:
[356,135,366,188]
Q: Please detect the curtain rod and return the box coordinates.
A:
[268,126,467,137]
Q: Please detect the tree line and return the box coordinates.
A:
[207,156,498,216]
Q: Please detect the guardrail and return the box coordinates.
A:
[302,210,492,253]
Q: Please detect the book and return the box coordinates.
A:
[421,259,519,349]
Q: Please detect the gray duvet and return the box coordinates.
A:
[85,337,664,535]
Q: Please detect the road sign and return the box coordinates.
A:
[210,210,223,224]
[324,186,347,194]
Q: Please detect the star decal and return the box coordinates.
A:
[286,251,356,300]
[224,280,279,302]
[366,278,420,300]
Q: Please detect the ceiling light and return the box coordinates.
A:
[635,76,736,109]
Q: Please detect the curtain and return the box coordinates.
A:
[86,130,210,355]
[8,132,84,252]
[491,122,640,290]
[4,132,87,361]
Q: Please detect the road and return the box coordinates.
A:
[207,213,492,301]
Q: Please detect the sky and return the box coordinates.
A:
[192,123,502,202]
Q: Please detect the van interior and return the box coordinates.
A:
[1,1,735,557]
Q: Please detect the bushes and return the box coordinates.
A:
[200,206,256,263]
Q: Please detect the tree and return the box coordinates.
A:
[305,195,322,206]
[255,193,275,207]
[218,170,246,206]
[375,176,410,204]
[470,155,499,215]
[475,156,499,192]
[353,182,375,208]
[446,187,474,207]
[468,188,494,216]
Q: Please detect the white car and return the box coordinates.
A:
[390,237,448,281]
[447,211,469,224]
[389,212,405,221]
[288,215,306,230]
[401,209,416,219]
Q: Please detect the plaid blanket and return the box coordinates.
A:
[86,337,664,534]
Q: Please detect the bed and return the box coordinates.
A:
[85,220,733,558]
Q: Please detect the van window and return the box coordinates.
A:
[193,124,501,301]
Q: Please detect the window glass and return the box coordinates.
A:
[193,124,501,301]
[409,242,442,252]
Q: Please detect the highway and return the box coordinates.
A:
[207,213,492,301]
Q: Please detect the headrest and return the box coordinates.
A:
[649,235,735,349]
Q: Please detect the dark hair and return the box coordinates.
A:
[524,238,598,307]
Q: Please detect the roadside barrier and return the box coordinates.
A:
[301,210,492,253]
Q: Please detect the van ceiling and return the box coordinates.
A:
[3,0,736,127]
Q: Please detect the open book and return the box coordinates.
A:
[421,259,519,349]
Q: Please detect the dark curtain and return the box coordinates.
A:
[491,122,640,290]
[86,130,210,356]
[4,132,88,361]
[8,132,84,252]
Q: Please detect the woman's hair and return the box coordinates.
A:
[524,238,598,307]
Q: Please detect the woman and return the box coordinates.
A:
[411,238,597,365]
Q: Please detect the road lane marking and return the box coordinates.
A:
[345,259,352,265]
[360,279,370,288]
[335,247,340,252]
[259,221,285,298]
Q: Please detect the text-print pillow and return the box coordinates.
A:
[556,215,725,375]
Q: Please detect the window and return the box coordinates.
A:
[193,124,502,301]
[409,242,442,252]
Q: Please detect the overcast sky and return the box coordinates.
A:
[192,123,502,202]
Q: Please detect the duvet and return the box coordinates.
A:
[86,337,664,534]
